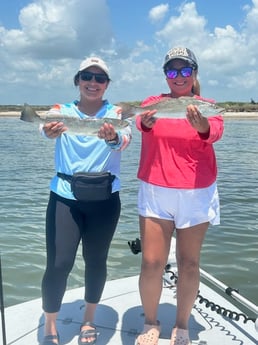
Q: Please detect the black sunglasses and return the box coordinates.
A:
[80,71,109,84]
[165,67,193,79]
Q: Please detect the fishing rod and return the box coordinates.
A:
[200,268,258,331]
[0,255,7,345]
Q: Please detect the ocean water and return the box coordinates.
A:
[0,116,257,309]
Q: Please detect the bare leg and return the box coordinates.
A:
[175,222,209,329]
[44,312,59,344]
[83,302,97,323]
[139,216,175,325]
[79,302,98,343]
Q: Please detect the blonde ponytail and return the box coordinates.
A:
[192,79,200,96]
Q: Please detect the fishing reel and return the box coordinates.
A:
[128,238,141,254]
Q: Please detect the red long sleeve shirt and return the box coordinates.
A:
[136,95,224,189]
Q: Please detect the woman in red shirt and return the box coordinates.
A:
[135,47,224,345]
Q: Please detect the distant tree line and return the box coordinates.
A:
[0,100,258,112]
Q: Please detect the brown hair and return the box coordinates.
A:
[74,72,80,86]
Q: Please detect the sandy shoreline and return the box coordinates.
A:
[222,112,258,119]
[1,111,258,119]
[0,110,46,117]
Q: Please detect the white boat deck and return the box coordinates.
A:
[1,274,257,345]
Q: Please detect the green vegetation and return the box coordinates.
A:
[0,104,50,112]
[216,102,258,112]
[0,101,258,112]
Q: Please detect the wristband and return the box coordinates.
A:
[106,134,119,145]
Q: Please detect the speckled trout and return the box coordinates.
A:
[117,96,225,120]
[20,103,130,136]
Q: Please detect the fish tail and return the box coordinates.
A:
[116,102,136,120]
[20,103,40,122]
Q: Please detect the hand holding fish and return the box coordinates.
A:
[140,110,157,129]
[98,122,118,142]
[20,103,130,136]
[43,121,68,139]
[186,104,210,134]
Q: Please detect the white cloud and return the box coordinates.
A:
[0,0,114,104]
[151,1,258,101]
[0,0,258,104]
[149,4,169,23]
[155,2,208,49]
[2,0,113,59]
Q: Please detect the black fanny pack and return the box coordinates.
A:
[57,172,115,202]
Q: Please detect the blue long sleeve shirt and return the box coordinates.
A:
[42,100,132,200]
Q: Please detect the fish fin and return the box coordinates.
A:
[20,103,41,123]
[116,102,137,120]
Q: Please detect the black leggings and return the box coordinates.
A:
[41,191,121,313]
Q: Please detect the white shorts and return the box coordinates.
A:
[138,181,220,228]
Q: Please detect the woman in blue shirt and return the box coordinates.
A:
[41,56,131,345]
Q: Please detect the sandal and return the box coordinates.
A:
[135,321,161,345]
[170,328,191,345]
[78,321,99,345]
[42,333,59,345]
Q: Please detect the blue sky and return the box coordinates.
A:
[0,0,257,105]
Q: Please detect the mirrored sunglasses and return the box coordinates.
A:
[166,67,193,79]
[80,71,109,84]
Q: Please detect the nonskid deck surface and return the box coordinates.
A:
[1,275,257,345]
